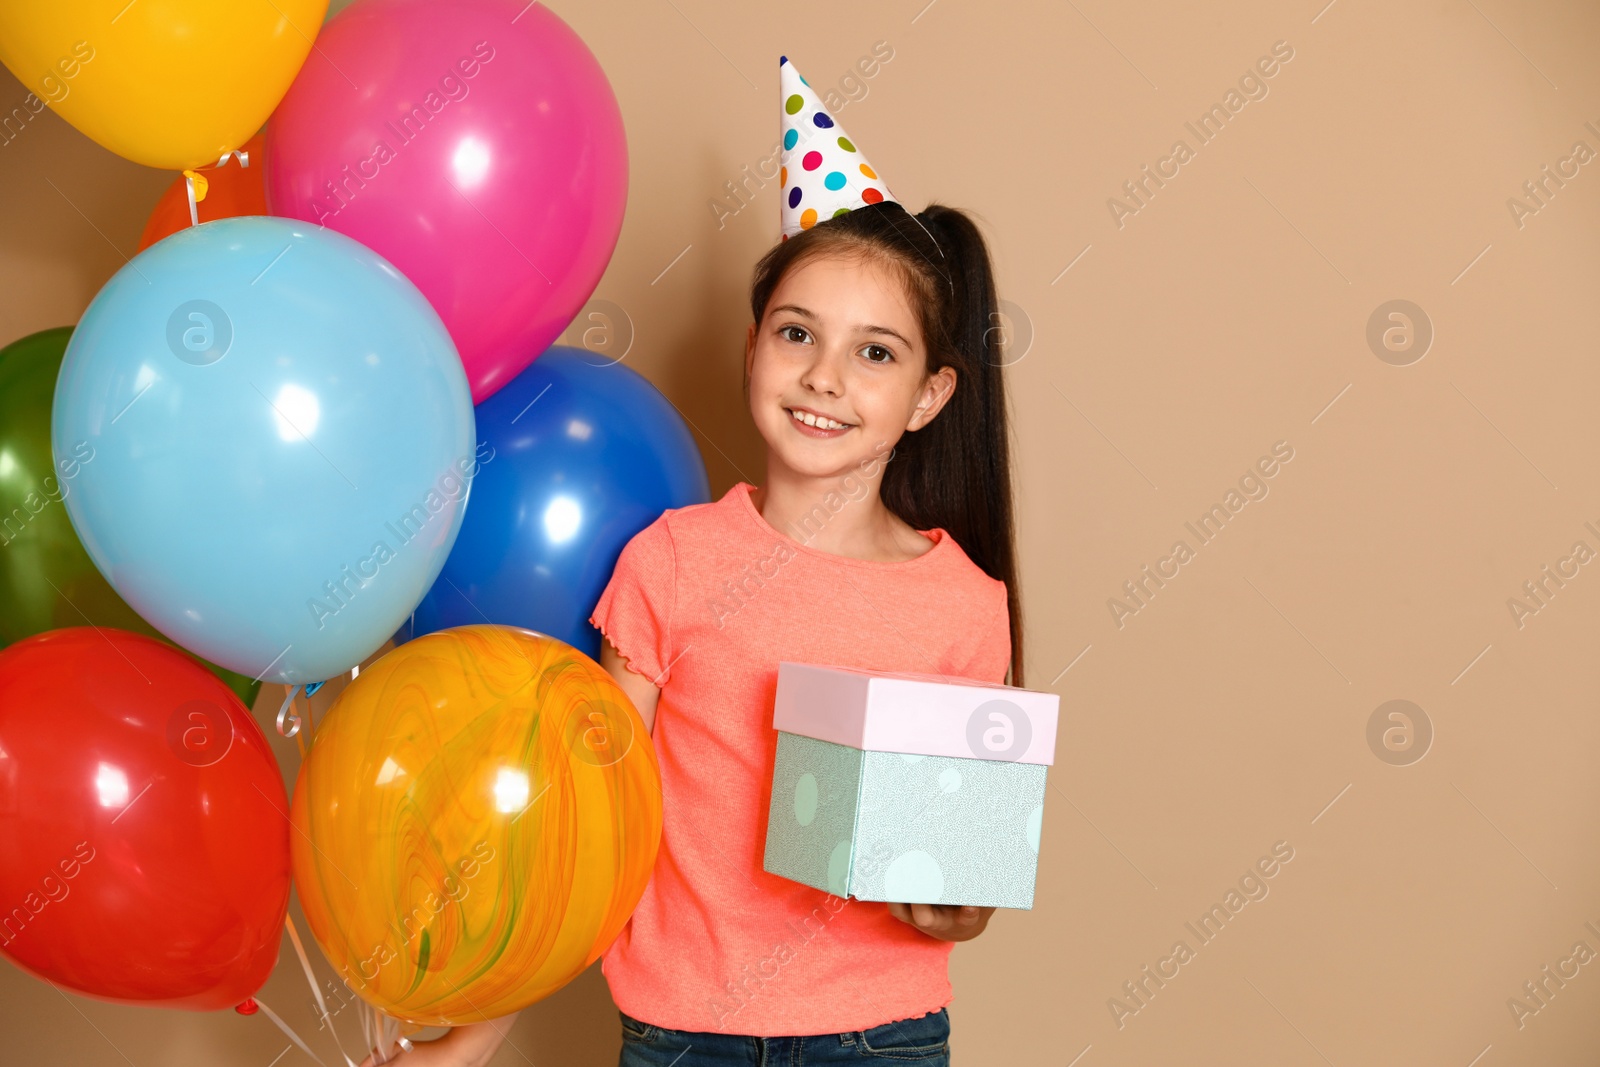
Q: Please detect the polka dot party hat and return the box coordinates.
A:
[778,54,899,240]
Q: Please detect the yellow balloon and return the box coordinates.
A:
[290,625,663,1025]
[0,0,329,170]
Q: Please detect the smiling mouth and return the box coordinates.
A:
[786,407,853,431]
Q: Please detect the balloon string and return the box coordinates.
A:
[392,1016,413,1059]
[276,685,308,760]
[182,171,201,228]
[359,999,407,1064]
[388,1014,413,1059]
[284,914,362,1067]
[252,1004,328,1067]
[253,996,330,1067]
[182,151,249,230]
[299,687,318,746]
[276,685,303,737]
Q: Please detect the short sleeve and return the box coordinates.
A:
[958,587,1012,685]
[589,517,677,686]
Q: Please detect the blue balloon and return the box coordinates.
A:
[52,217,476,685]
[398,345,709,658]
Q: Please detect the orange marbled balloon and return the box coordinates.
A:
[289,625,661,1025]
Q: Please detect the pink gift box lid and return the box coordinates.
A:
[772,661,1059,765]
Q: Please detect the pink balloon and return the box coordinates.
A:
[265,0,627,403]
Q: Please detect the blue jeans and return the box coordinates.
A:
[617,1007,951,1065]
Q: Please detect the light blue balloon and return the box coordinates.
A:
[52,216,476,685]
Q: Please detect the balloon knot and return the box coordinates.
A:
[182,169,210,203]
[235,997,260,1015]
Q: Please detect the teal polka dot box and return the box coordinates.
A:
[762,662,1060,910]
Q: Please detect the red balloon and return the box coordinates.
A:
[0,628,290,1009]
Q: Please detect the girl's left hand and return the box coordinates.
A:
[356,1037,463,1067]
[357,1038,452,1067]
[886,902,996,941]
[355,1014,518,1067]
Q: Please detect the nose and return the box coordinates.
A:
[797,342,845,397]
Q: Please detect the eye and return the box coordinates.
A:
[778,324,810,344]
[861,344,896,365]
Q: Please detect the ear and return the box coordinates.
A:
[744,321,757,381]
[907,365,958,432]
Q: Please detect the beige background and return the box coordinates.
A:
[4,0,1600,1063]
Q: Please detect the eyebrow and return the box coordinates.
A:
[769,304,915,350]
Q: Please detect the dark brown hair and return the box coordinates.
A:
[747,200,1023,686]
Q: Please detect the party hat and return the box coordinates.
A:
[778,55,898,240]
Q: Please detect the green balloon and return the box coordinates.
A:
[0,326,263,708]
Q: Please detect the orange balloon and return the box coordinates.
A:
[289,625,662,1025]
[136,133,269,252]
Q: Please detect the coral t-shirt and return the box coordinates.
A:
[588,480,1011,1037]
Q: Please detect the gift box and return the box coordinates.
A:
[761,662,1059,910]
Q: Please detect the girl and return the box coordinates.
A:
[365,198,1021,1066]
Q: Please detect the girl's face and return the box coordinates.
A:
[744,252,957,481]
